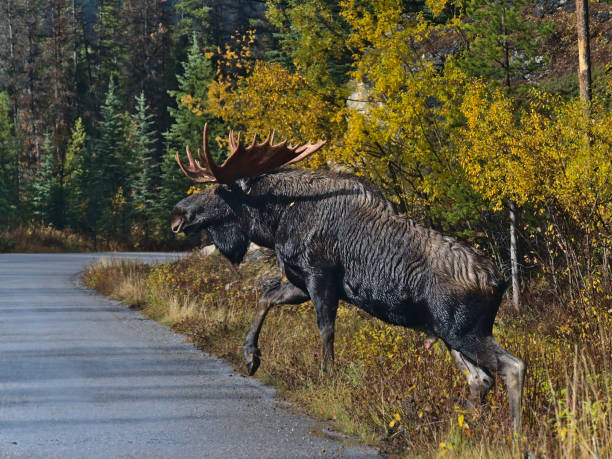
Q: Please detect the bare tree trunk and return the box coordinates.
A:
[509,201,520,312]
[576,0,592,104]
[502,6,520,312]
[501,4,511,89]
[72,0,78,89]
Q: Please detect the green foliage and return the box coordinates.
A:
[31,135,61,225]
[161,33,223,238]
[63,117,88,230]
[459,0,553,89]
[0,92,19,229]
[96,0,129,92]
[129,92,158,242]
[267,0,353,90]
[166,33,222,163]
[174,0,211,46]
[91,77,130,239]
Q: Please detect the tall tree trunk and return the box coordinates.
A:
[502,5,520,311]
[3,0,21,217]
[501,4,511,89]
[72,0,78,91]
[576,0,592,104]
[509,200,520,312]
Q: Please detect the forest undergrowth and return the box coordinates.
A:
[84,250,611,458]
[0,224,200,253]
[0,225,99,252]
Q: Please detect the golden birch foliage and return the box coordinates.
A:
[339,0,481,223]
[460,83,611,239]
[206,30,346,168]
[207,59,344,168]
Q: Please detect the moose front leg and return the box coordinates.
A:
[306,273,340,372]
[243,280,310,375]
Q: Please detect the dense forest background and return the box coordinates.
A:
[0,0,610,310]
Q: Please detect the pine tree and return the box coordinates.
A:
[31,135,61,225]
[0,92,19,229]
[166,33,221,162]
[160,33,223,237]
[130,92,157,243]
[94,0,129,99]
[460,0,553,91]
[174,0,211,49]
[93,77,129,240]
[63,117,87,229]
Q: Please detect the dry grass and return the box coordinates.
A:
[0,225,99,253]
[0,224,199,253]
[83,251,612,458]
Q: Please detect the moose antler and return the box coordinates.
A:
[175,123,326,184]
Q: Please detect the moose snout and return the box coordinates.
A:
[170,215,184,233]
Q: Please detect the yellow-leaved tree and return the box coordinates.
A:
[207,35,346,169]
[460,82,611,300]
[338,0,484,229]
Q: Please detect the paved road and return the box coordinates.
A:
[0,253,377,458]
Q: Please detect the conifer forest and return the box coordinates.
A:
[0,0,608,259]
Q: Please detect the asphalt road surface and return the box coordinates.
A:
[0,253,378,458]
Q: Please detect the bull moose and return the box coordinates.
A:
[170,125,526,430]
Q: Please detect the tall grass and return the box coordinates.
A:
[0,224,200,253]
[84,252,612,457]
[0,225,98,252]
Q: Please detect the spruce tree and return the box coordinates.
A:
[0,92,19,229]
[160,33,222,238]
[174,0,211,50]
[63,117,87,230]
[460,0,553,91]
[31,135,61,225]
[93,77,129,240]
[166,33,222,162]
[95,0,128,96]
[130,92,157,243]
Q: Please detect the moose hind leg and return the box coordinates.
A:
[450,349,494,410]
[243,280,310,375]
[467,337,526,431]
[492,339,526,432]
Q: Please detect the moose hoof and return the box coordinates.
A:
[243,346,262,376]
[246,353,261,376]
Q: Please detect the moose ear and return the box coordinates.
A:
[207,223,249,265]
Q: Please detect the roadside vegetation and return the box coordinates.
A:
[0,225,199,253]
[0,225,97,252]
[84,251,611,458]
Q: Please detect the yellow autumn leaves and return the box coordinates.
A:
[460,82,611,239]
[195,0,611,254]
